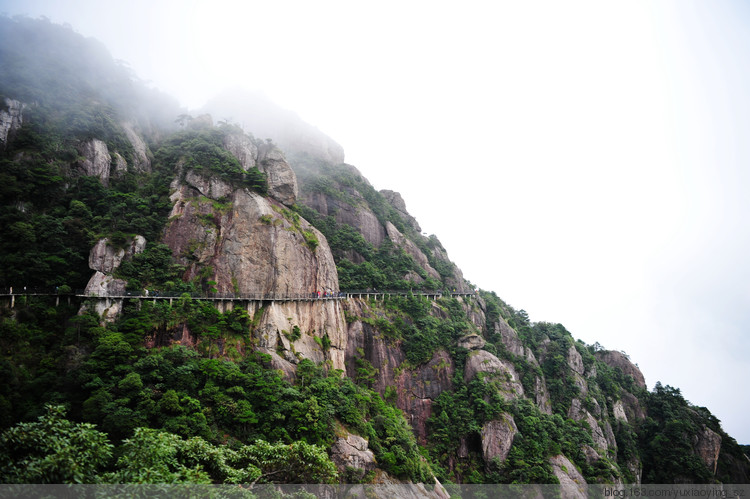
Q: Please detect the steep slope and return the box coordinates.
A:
[0,16,748,487]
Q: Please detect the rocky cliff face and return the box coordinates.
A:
[155,128,349,372]
[595,350,647,389]
[164,175,335,296]
[121,122,152,173]
[221,129,299,206]
[343,298,455,444]
[0,98,24,147]
[481,414,518,465]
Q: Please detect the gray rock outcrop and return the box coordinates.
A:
[595,350,646,389]
[549,454,587,499]
[464,350,524,400]
[0,98,24,147]
[694,425,722,474]
[344,299,455,444]
[330,432,377,480]
[613,400,628,423]
[77,139,112,186]
[121,122,152,172]
[164,176,336,297]
[497,318,524,357]
[257,299,347,371]
[82,235,146,322]
[385,222,441,282]
[88,236,146,274]
[222,131,258,171]
[568,345,585,375]
[568,398,610,453]
[481,413,518,465]
[304,188,386,249]
[256,142,298,205]
[458,333,486,350]
[380,189,421,232]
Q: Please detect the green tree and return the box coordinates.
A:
[0,405,113,483]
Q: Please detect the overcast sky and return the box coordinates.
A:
[2,0,748,444]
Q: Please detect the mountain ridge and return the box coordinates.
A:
[0,16,748,487]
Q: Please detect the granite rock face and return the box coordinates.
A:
[222,129,298,205]
[464,350,524,400]
[330,432,377,480]
[568,345,585,375]
[595,350,646,389]
[164,176,336,297]
[161,160,344,370]
[82,236,146,322]
[88,236,146,274]
[343,299,455,444]
[380,189,421,233]
[77,139,112,186]
[568,398,611,454]
[481,413,518,465]
[549,455,587,499]
[694,425,722,475]
[256,142,299,206]
[256,299,348,372]
[121,121,152,172]
[0,98,25,147]
[222,131,258,171]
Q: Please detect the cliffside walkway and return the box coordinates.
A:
[0,287,476,307]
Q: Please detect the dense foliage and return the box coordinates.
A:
[0,404,337,485]
[0,296,431,483]
[0,15,747,488]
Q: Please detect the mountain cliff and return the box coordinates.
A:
[0,16,748,488]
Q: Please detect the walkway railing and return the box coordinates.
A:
[0,287,477,303]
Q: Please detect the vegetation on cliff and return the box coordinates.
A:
[0,16,748,487]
